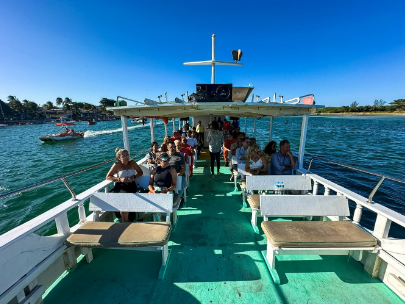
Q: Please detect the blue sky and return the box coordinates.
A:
[1,0,404,107]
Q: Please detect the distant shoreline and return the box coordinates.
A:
[316,112,405,116]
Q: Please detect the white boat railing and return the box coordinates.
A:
[0,148,150,247]
[298,158,405,264]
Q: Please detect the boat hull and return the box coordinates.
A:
[38,135,83,142]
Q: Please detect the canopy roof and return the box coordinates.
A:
[108,101,324,118]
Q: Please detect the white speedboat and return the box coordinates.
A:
[38,131,84,142]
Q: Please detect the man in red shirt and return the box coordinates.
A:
[223,119,231,131]
[181,137,195,177]
[171,131,181,142]
[223,133,236,167]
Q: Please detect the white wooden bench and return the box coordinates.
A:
[66,192,174,279]
[259,195,378,284]
[246,175,312,233]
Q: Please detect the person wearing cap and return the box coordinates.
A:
[196,121,206,145]
[148,153,177,193]
[171,131,181,142]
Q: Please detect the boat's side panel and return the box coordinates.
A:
[0,233,65,297]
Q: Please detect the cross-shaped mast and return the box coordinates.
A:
[183,34,242,84]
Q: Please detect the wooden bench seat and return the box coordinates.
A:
[262,221,376,248]
[247,194,260,209]
[67,222,171,248]
[68,192,174,279]
[260,194,379,284]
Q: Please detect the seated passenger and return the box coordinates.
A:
[146,141,160,164]
[246,144,268,175]
[271,139,297,175]
[167,142,186,190]
[181,137,195,177]
[231,137,250,181]
[161,136,171,152]
[175,140,189,164]
[148,153,177,193]
[223,133,236,167]
[262,141,277,173]
[106,148,144,222]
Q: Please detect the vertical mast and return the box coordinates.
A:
[211,34,215,84]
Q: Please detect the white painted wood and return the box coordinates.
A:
[251,209,258,227]
[162,244,168,266]
[380,238,405,255]
[0,179,112,250]
[89,193,173,213]
[268,116,273,142]
[150,118,155,143]
[353,203,363,224]
[267,242,275,269]
[174,176,183,193]
[324,187,330,196]
[27,279,38,292]
[312,181,318,195]
[0,233,65,297]
[121,116,130,153]
[55,213,70,236]
[374,215,392,239]
[16,290,25,303]
[298,114,308,170]
[246,175,312,191]
[78,202,86,224]
[388,274,405,297]
[0,246,66,304]
[80,247,93,264]
[307,174,405,228]
[63,247,77,270]
[19,285,44,304]
[260,195,349,217]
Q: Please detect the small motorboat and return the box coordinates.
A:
[39,129,84,142]
[88,119,97,125]
[56,117,75,126]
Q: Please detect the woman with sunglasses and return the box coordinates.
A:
[148,152,177,194]
[106,148,144,222]
[245,144,268,175]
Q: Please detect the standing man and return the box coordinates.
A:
[270,139,297,175]
[196,120,206,145]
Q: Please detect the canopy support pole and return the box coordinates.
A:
[150,118,155,143]
[121,116,130,154]
[164,123,168,137]
[298,115,309,170]
[172,118,175,134]
[253,118,256,137]
[178,118,181,130]
[269,116,273,142]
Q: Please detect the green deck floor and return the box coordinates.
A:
[43,158,403,304]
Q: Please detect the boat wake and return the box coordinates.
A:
[83,122,163,138]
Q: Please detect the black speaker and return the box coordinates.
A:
[192,83,232,102]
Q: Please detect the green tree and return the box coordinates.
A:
[390,99,405,110]
[0,99,13,120]
[43,101,54,110]
[350,101,358,108]
[8,96,24,119]
[56,97,63,106]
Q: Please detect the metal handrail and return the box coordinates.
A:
[306,156,405,203]
[0,148,150,201]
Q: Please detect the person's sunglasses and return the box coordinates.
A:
[160,158,169,162]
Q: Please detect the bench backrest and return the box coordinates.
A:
[260,195,349,217]
[89,193,173,214]
[246,175,312,191]
[174,175,183,193]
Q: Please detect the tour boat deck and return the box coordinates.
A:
[42,158,403,303]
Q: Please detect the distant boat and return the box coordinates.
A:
[0,124,6,128]
[56,116,75,126]
[88,119,97,125]
[131,118,148,123]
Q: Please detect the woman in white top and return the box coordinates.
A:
[106,148,144,222]
[245,144,268,175]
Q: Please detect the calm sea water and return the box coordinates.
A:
[0,116,404,237]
